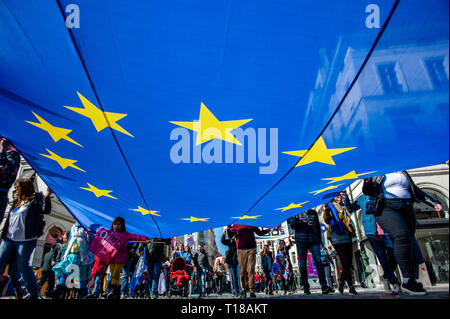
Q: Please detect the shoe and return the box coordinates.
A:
[268,291,274,295]
[304,289,311,295]
[86,293,98,299]
[151,293,158,299]
[0,275,10,297]
[197,293,203,299]
[15,287,25,299]
[402,279,427,296]
[23,293,39,299]
[348,286,358,295]
[322,286,333,295]
[239,291,247,299]
[338,281,344,294]
[391,283,402,295]
[249,292,256,298]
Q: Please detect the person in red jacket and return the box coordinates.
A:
[106,217,150,299]
[227,224,271,298]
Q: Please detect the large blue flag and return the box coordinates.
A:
[0,0,448,238]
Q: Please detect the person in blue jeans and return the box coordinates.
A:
[139,238,171,299]
[0,179,52,299]
[221,227,241,296]
[358,194,402,294]
[193,244,211,298]
[120,243,139,298]
[288,209,333,295]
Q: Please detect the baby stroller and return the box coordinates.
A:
[168,257,190,298]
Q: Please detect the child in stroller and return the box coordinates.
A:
[168,256,190,297]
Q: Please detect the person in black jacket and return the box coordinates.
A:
[193,244,211,298]
[38,244,57,297]
[139,238,171,299]
[363,171,442,295]
[0,138,20,221]
[0,178,52,299]
[288,209,333,295]
[221,227,241,297]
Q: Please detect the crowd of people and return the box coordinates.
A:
[0,137,444,299]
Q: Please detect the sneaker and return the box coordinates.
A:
[322,286,333,295]
[348,286,358,295]
[0,275,10,297]
[23,293,39,299]
[249,292,256,298]
[391,283,402,295]
[402,279,427,296]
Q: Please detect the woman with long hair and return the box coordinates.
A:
[323,190,358,295]
[0,178,52,299]
[275,238,293,295]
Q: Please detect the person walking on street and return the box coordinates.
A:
[274,238,294,295]
[260,244,274,295]
[213,254,226,295]
[288,209,333,295]
[221,226,241,297]
[139,237,171,299]
[323,190,359,295]
[363,171,442,295]
[320,245,335,291]
[227,224,271,298]
[358,194,402,295]
[0,179,52,299]
[38,244,57,297]
[193,244,211,298]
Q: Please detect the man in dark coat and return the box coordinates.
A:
[288,209,333,295]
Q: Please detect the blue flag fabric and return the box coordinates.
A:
[0,0,448,238]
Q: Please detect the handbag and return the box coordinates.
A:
[365,197,383,215]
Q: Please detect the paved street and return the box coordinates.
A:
[1,284,448,300]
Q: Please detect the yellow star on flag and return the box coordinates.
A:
[130,206,161,217]
[275,201,309,212]
[170,102,252,146]
[40,149,85,172]
[322,170,377,184]
[26,112,83,147]
[283,136,356,167]
[232,215,262,220]
[80,183,117,199]
[180,216,210,222]
[65,92,134,137]
[309,184,344,195]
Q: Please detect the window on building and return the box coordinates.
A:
[424,57,449,90]
[377,62,405,94]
